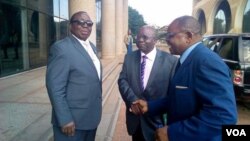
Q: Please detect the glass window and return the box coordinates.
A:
[0,0,69,77]
[53,17,61,41]
[198,11,206,34]
[243,0,250,32]
[59,19,69,39]
[53,0,60,17]
[242,37,250,62]
[28,10,58,69]
[218,38,234,60]
[27,0,53,15]
[60,0,69,19]
[0,3,23,77]
[214,10,226,33]
[213,1,231,34]
[0,0,23,6]
[203,37,221,52]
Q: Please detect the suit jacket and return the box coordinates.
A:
[118,49,177,141]
[46,35,102,130]
[149,43,238,141]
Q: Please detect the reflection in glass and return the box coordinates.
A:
[242,37,250,62]
[60,19,69,40]
[198,11,206,34]
[53,0,59,17]
[0,0,68,77]
[243,0,250,32]
[214,10,226,34]
[0,3,23,76]
[60,0,69,19]
[213,1,231,34]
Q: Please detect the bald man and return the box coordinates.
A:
[133,16,237,141]
[46,11,102,141]
[118,25,177,141]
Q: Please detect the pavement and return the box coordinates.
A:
[1,45,249,141]
[0,56,132,141]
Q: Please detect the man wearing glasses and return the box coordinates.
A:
[133,16,237,141]
[118,25,177,141]
[46,11,102,141]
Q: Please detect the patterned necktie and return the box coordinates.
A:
[140,55,147,90]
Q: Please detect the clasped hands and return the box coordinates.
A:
[129,99,148,115]
[130,99,169,141]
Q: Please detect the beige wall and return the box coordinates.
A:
[193,0,248,34]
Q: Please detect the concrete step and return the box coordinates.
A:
[96,83,122,141]
[102,59,119,81]
[95,64,122,141]
[102,63,121,106]
[0,58,122,141]
[10,111,51,141]
[0,67,46,91]
[0,68,46,102]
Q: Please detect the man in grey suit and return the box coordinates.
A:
[46,11,102,141]
[118,25,177,141]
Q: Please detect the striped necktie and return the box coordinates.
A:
[140,55,147,90]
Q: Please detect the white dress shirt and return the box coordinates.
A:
[140,47,157,89]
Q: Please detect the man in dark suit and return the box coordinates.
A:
[46,11,102,141]
[118,25,177,141]
[133,16,238,141]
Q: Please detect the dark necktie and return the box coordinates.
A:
[175,59,181,74]
[140,55,147,90]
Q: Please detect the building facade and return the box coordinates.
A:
[0,0,128,77]
[193,0,250,35]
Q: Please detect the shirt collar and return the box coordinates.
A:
[72,34,90,46]
[141,47,157,61]
[180,42,201,64]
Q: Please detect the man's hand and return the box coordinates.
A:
[61,121,75,136]
[132,99,148,114]
[155,126,168,141]
[130,103,143,115]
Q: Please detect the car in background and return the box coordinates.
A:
[202,33,250,107]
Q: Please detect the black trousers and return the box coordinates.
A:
[132,125,146,141]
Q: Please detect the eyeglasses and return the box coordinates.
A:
[165,31,185,40]
[71,20,94,27]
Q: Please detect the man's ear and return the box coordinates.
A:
[185,31,193,38]
[185,31,193,44]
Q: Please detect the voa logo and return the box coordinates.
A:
[226,129,246,136]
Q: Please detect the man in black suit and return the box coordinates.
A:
[118,25,177,141]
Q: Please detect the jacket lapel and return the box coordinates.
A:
[89,42,103,81]
[145,49,161,89]
[69,35,93,63]
[134,51,143,92]
[69,35,100,79]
